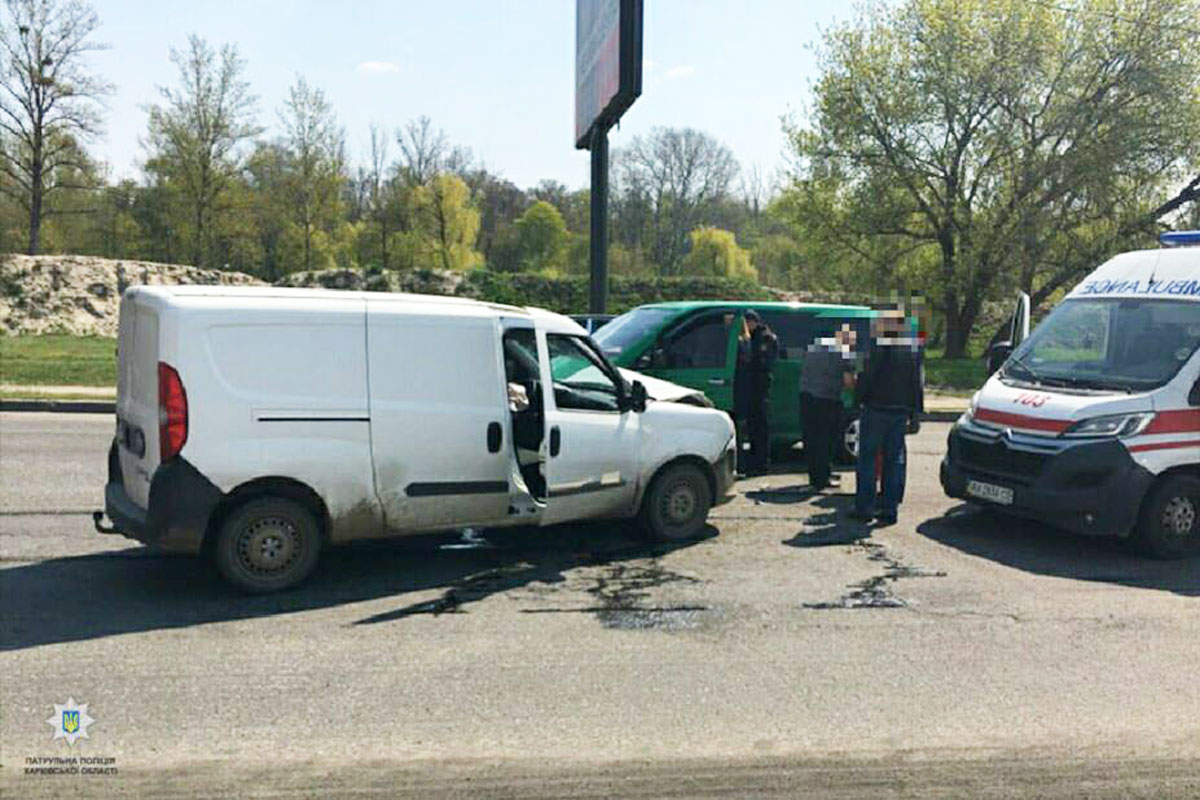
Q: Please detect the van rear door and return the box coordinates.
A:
[367,302,514,530]
[115,291,161,508]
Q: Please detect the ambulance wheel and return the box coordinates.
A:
[640,462,713,542]
[1134,475,1200,559]
[214,496,322,593]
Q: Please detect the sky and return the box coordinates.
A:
[87,1,853,190]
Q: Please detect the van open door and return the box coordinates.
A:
[986,292,1031,376]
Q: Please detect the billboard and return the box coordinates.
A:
[575,0,643,149]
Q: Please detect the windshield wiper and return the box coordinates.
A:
[1003,353,1040,383]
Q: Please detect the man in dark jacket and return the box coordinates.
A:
[737,311,778,475]
[849,308,923,525]
[800,323,856,491]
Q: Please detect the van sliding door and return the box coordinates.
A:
[367,303,512,531]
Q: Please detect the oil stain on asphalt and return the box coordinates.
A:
[802,539,946,610]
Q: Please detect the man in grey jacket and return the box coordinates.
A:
[799,324,857,491]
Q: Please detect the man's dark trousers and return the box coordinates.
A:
[800,391,840,488]
[855,406,908,518]
[745,399,770,471]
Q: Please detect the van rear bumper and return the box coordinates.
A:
[100,439,223,554]
[940,424,1154,538]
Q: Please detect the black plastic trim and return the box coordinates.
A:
[405,481,508,497]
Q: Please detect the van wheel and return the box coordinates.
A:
[1134,475,1200,559]
[837,413,860,464]
[639,463,713,542]
[214,497,322,593]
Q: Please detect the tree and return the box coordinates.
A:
[682,226,756,281]
[615,127,740,275]
[508,200,568,273]
[279,76,344,272]
[0,0,111,254]
[145,35,261,268]
[412,173,481,271]
[788,0,1200,356]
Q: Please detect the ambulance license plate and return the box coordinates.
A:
[967,480,1014,506]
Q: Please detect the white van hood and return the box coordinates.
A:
[972,375,1153,436]
[618,368,712,406]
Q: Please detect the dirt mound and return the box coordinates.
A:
[0,254,265,337]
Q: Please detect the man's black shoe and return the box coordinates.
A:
[875,515,898,527]
[827,474,842,485]
[845,510,874,523]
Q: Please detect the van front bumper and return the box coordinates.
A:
[99,439,223,554]
[940,422,1154,538]
[713,441,737,506]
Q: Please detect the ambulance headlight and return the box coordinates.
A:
[958,393,979,426]
[1061,412,1155,439]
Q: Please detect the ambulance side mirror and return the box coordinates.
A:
[1190,375,1200,406]
[986,342,1012,377]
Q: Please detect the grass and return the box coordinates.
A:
[0,335,118,387]
[924,349,988,396]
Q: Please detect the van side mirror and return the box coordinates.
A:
[986,341,1013,376]
[1190,375,1200,407]
[623,380,649,413]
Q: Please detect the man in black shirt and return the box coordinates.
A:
[738,311,779,475]
[850,308,924,525]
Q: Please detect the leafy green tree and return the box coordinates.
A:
[0,0,112,254]
[145,35,261,268]
[788,0,1200,356]
[278,76,344,272]
[682,226,756,281]
[510,200,568,273]
[411,173,481,271]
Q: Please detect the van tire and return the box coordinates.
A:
[837,412,860,464]
[639,463,713,542]
[213,496,322,593]
[1133,475,1200,559]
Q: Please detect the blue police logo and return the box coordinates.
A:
[62,710,80,734]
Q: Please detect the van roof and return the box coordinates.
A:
[126,284,586,333]
[635,300,874,315]
[1068,247,1200,301]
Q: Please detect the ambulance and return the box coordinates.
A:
[942,232,1200,557]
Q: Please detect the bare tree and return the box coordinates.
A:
[145,35,261,268]
[0,0,111,254]
[279,75,343,272]
[616,127,740,274]
[396,115,446,186]
[366,122,391,268]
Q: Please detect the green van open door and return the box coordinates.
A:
[593,301,876,459]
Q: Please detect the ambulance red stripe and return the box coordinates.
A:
[974,407,1072,433]
[1128,438,1200,454]
[1142,409,1200,436]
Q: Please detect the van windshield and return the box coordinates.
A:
[592,307,677,356]
[1005,298,1200,392]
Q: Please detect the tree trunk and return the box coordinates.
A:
[27,146,43,255]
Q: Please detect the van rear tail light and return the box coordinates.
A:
[157,362,188,461]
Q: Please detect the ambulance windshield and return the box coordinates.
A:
[1005,298,1200,392]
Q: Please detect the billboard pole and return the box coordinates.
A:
[588,123,609,315]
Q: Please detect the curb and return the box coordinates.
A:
[1,398,968,421]
[1,399,115,413]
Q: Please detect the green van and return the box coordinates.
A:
[592,301,876,460]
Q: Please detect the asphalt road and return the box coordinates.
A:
[2,412,1199,798]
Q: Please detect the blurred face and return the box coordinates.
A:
[837,324,857,349]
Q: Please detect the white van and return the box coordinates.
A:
[942,232,1200,557]
[96,286,737,592]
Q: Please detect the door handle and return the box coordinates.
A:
[708,378,727,386]
[487,422,503,453]
[549,426,561,457]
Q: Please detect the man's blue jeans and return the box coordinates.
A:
[855,407,908,518]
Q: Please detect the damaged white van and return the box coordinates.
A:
[942,232,1200,557]
[96,287,736,592]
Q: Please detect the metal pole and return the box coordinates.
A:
[588,124,609,314]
